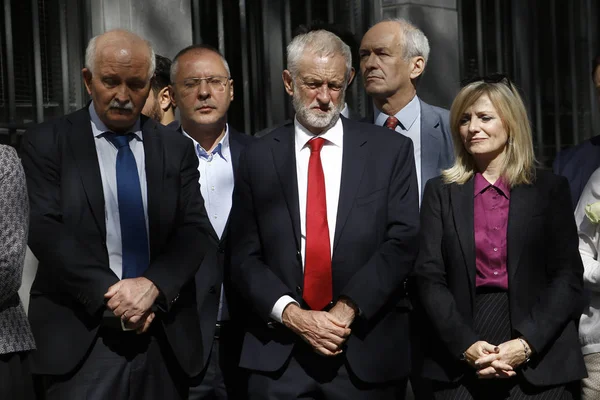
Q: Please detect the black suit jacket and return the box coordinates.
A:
[229,117,420,383]
[21,108,213,376]
[184,127,254,369]
[414,171,587,385]
[553,134,600,210]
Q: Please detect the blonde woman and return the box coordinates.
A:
[414,75,585,399]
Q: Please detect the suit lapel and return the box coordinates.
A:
[507,183,537,282]
[333,118,368,251]
[420,100,442,196]
[450,179,476,302]
[141,117,164,256]
[220,129,244,244]
[67,108,107,239]
[271,126,302,249]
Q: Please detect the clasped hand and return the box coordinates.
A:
[104,277,160,334]
[464,339,530,379]
[282,299,356,356]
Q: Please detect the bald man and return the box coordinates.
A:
[22,29,213,399]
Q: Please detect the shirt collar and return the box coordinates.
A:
[181,124,230,162]
[340,103,350,118]
[89,102,142,141]
[374,95,420,130]
[474,173,510,199]
[294,115,344,152]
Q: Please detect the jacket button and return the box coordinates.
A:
[209,286,216,294]
[296,251,301,260]
[296,286,302,294]
[218,246,225,254]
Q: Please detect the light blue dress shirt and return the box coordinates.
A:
[89,103,149,279]
[374,95,422,201]
[182,126,234,321]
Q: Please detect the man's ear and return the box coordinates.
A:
[82,68,93,95]
[409,56,425,80]
[158,87,172,111]
[228,79,234,102]
[168,84,177,108]
[348,67,356,86]
[282,70,294,96]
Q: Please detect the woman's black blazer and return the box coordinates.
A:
[414,170,586,386]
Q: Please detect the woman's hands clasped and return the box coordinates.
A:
[463,338,532,379]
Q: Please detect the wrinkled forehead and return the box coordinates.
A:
[296,52,347,79]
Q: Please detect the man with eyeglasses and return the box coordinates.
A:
[170,44,253,400]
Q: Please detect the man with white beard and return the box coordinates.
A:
[228,29,419,399]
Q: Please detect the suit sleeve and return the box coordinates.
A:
[144,141,214,311]
[0,147,29,305]
[229,149,296,322]
[414,180,480,357]
[513,176,585,353]
[339,139,420,320]
[21,125,119,315]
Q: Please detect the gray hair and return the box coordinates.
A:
[382,18,430,65]
[286,30,352,84]
[170,45,231,84]
[85,30,156,79]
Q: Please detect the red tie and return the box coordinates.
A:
[303,137,332,311]
[385,116,399,130]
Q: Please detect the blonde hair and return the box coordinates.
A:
[442,78,536,187]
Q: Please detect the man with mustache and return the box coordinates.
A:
[360,18,454,203]
[169,44,253,399]
[229,29,419,399]
[21,29,213,399]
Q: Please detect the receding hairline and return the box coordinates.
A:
[86,29,154,76]
[171,45,231,83]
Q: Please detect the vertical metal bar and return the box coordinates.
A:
[587,0,598,139]
[59,0,70,114]
[550,0,561,154]
[261,0,272,126]
[568,1,579,145]
[191,0,202,43]
[32,0,44,123]
[475,0,484,74]
[327,0,334,23]
[239,0,251,135]
[305,1,311,26]
[283,0,291,45]
[457,0,465,79]
[3,0,16,123]
[217,0,225,54]
[494,0,503,72]
[526,0,543,160]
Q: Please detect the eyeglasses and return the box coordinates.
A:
[176,76,231,94]
[461,73,515,91]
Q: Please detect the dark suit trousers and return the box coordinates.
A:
[0,352,35,400]
[35,325,189,400]
[247,342,407,400]
[189,322,248,399]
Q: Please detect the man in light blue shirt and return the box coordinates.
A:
[170,44,253,400]
[360,18,454,204]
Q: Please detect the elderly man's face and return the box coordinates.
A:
[594,66,600,108]
[171,50,233,128]
[83,45,152,133]
[359,22,414,99]
[283,52,347,134]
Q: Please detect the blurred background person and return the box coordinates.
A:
[574,165,600,400]
[0,145,36,399]
[142,54,178,129]
[553,55,600,209]
[415,75,585,399]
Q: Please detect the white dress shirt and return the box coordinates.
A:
[89,103,148,279]
[270,116,344,322]
[182,126,234,239]
[374,95,422,202]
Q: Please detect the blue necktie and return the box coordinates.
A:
[106,133,149,279]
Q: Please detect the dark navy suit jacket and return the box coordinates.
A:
[553,135,600,210]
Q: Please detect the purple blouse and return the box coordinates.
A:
[474,173,510,290]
